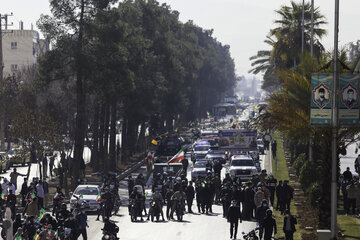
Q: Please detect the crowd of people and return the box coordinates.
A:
[125,165,297,240]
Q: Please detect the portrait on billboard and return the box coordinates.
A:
[341,84,358,109]
[313,83,330,109]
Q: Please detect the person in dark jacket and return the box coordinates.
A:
[256,199,270,239]
[261,209,277,240]
[165,188,174,220]
[76,211,88,239]
[243,182,255,220]
[266,174,277,206]
[283,181,294,212]
[20,178,29,207]
[127,175,135,198]
[275,180,284,212]
[343,167,353,182]
[283,209,297,240]
[227,200,242,239]
[220,183,232,218]
[186,181,195,213]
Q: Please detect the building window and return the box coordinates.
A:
[11,64,18,72]
[11,42,17,49]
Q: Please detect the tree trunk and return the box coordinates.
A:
[121,117,128,163]
[99,104,105,169]
[137,121,146,152]
[0,119,5,151]
[72,0,86,190]
[90,104,100,169]
[109,99,117,170]
[103,102,110,173]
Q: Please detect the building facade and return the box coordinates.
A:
[2,29,49,77]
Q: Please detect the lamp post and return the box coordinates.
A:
[331,0,339,238]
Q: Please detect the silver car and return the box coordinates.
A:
[191,161,212,180]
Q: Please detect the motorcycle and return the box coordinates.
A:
[174,199,184,222]
[242,227,259,240]
[102,227,119,240]
[112,195,121,215]
[149,200,161,222]
[129,199,143,222]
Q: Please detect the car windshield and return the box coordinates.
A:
[194,162,207,168]
[74,187,99,195]
[231,160,254,167]
[208,150,225,154]
[194,146,210,151]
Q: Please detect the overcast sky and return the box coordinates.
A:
[2,0,360,78]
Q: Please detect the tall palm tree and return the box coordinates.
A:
[249,1,327,92]
[270,1,327,67]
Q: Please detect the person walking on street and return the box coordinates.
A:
[36,180,45,209]
[227,200,242,240]
[10,168,26,190]
[343,167,353,183]
[127,175,135,198]
[186,181,195,213]
[283,180,294,212]
[76,210,88,240]
[20,178,28,207]
[283,209,297,240]
[266,174,277,206]
[261,209,277,240]
[49,154,56,177]
[271,140,277,160]
[42,154,48,179]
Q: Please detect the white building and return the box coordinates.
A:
[2,28,49,77]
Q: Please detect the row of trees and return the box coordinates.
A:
[2,0,237,188]
[252,1,360,231]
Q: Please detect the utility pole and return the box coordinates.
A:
[331,0,339,238]
[301,0,305,54]
[309,0,314,163]
[310,0,314,56]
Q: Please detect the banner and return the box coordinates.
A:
[339,74,360,126]
[218,129,257,150]
[310,74,333,126]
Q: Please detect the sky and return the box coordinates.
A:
[2,0,360,78]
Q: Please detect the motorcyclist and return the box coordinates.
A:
[97,188,114,221]
[170,187,186,219]
[56,203,70,222]
[52,186,65,216]
[38,224,57,240]
[147,189,165,221]
[103,217,119,239]
[165,187,174,220]
[129,187,144,221]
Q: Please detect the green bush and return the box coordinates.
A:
[299,161,318,191]
[293,153,307,176]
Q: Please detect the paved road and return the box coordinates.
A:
[83,153,268,240]
[340,141,359,177]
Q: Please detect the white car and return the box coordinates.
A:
[191,144,210,161]
[70,185,101,211]
[229,155,258,180]
[191,161,212,180]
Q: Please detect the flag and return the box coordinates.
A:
[145,160,155,187]
[1,193,6,200]
[179,137,185,143]
[38,213,45,221]
[100,183,105,190]
[145,152,154,172]
[30,192,36,201]
[33,234,41,240]
[16,235,22,240]
[40,208,46,214]
[54,192,60,199]
[80,194,84,199]
[151,139,158,145]
[55,230,59,238]
[174,168,182,178]
[167,149,185,164]
[96,194,102,202]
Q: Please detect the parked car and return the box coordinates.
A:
[228,155,258,181]
[7,148,31,166]
[70,185,101,212]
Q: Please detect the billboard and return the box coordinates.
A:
[310,74,333,126]
[218,129,257,150]
[339,74,360,126]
